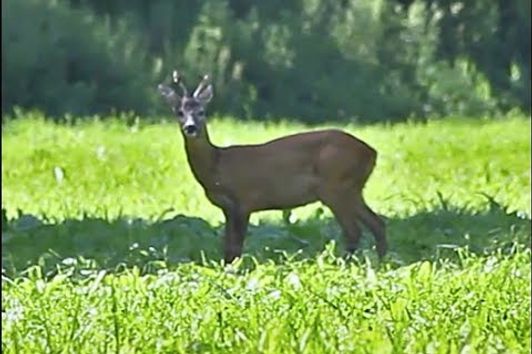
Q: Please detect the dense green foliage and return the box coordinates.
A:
[2,0,530,121]
[2,114,531,352]
[1,0,151,116]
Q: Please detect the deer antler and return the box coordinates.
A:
[193,74,210,98]
[172,70,188,97]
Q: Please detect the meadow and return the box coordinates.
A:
[2,111,531,353]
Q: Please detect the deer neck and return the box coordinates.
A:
[183,127,219,188]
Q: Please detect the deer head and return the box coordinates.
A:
[158,70,213,138]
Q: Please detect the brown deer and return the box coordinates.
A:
[158,70,387,263]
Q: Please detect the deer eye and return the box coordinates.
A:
[197,109,205,116]
[176,110,184,117]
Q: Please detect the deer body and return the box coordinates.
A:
[188,129,375,212]
[159,71,387,262]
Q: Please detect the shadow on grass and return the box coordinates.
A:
[2,200,530,277]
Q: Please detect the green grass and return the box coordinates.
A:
[2,111,531,353]
[3,249,530,353]
[2,113,530,222]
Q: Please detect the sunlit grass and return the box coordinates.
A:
[2,112,530,223]
[2,247,530,353]
[2,112,531,353]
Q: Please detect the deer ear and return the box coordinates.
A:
[195,84,213,104]
[158,84,180,106]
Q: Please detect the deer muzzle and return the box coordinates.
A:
[183,124,198,136]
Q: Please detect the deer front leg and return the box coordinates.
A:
[222,207,250,263]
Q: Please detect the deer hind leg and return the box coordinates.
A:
[339,217,363,255]
[318,189,363,255]
[222,208,250,264]
[353,195,387,258]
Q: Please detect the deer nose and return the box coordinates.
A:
[183,124,197,136]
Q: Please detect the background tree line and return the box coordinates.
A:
[2,0,530,122]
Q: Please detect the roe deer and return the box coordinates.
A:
[158,70,387,263]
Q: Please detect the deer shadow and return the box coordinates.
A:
[2,202,530,277]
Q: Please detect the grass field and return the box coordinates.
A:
[2,111,531,353]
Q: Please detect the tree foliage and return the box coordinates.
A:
[2,0,529,122]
